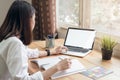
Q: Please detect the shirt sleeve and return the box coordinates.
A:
[26,47,40,58]
[6,40,43,80]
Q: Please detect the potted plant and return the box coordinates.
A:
[101,36,117,60]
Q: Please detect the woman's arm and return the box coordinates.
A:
[39,46,68,57]
[26,48,55,58]
[42,58,71,80]
[27,46,68,58]
[7,39,44,80]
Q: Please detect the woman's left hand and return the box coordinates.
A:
[51,46,68,55]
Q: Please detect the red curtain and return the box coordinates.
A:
[32,0,57,40]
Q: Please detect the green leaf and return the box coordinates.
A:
[101,36,117,51]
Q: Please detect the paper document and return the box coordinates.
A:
[32,56,69,70]
[32,55,85,79]
[51,59,85,79]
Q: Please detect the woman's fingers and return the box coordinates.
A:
[58,58,72,70]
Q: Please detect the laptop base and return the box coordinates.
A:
[63,50,91,57]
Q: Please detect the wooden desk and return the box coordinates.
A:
[29,39,120,80]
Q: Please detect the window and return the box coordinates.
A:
[57,0,91,28]
[57,0,80,28]
[58,0,120,38]
[91,0,120,57]
[91,0,120,39]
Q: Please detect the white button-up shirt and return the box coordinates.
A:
[0,37,43,80]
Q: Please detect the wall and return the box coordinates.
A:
[0,0,31,26]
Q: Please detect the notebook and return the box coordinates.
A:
[63,27,96,57]
[32,55,85,79]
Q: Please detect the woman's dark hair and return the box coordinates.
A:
[0,0,35,45]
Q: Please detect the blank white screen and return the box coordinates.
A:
[65,29,96,49]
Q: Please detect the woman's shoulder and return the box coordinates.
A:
[5,37,23,46]
[0,37,24,51]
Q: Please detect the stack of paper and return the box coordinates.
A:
[32,55,85,79]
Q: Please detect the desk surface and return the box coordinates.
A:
[29,39,120,80]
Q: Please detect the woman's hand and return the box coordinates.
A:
[56,58,71,71]
[42,58,71,80]
[51,46,68,55]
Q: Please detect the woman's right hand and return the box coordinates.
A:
[56,58,71,71]
[42,58,71,80]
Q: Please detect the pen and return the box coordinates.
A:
[41,63,50,66]
[47,35,53,39]
[58,57,64,60]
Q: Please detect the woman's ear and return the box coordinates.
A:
[30,13,35,31]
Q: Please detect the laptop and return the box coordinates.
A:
[63,27,96,57]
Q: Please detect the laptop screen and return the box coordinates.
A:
[64,28,96,49]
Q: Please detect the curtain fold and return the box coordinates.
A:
[32,0,57,40]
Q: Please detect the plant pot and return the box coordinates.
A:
[101,48,113,60]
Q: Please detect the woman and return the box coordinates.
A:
[0,0,71,80]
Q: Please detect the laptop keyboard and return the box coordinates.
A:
[67,46,89,53]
